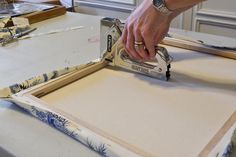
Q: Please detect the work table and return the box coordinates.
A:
[0,12,101,157]
[0,12,236,157]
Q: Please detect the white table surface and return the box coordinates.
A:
[0,12,102,157]
[0,12,236,157]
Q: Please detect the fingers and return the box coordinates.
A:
[122,23,142,60]
[122,25,170,61]
[122,23,150,61]
[121,21,158,61]
[121,18,170,62]
[122,25,160,61]
[133,26,149,60]
[141,30,156,59]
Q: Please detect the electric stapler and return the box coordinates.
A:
[100,17,172,81]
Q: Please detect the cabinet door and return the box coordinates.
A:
[174,0,236,38]
[74,0,236,38]
[193,0,236,38]
[74,0,142,20]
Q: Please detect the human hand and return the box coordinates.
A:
[121,0,173,61]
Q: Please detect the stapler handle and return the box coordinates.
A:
[111,40,172,80]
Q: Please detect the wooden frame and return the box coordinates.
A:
[161,37,236,60]
[3,1,66,26]
[15,0,62,5]
[12,5,66,25]
[10,48,236,157]
[11,61,144,157]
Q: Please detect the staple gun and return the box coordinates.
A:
[100,17,172,81]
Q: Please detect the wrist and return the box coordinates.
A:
[152,0,173,16]
[164,0,206,11]
[163,0,176,11]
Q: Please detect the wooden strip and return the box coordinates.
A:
[16,0,62,5]
[31,61,108,97]
[161,37,236,60]
[197,111,236,157]
[13,6,66,25]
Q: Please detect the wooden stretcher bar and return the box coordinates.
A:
[12,5,66,25]
[161,37,236,60]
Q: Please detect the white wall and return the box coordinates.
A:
[74,0,236,38]
[172,0,236,38]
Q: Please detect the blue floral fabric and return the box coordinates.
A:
[15,101,110,156]
[0,61,96,98]
[222,129,236,157]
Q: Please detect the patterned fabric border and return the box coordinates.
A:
[0,25,30,46]
[0,61,97,98]
[222,129,236,157]
[10,97,137,157]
